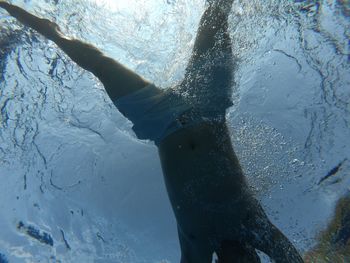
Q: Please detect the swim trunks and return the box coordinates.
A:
[114,84,189,145]
[114,84,231,145]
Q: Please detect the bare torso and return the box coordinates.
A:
[158,121,257,245]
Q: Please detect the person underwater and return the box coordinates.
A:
[0,1,304,262]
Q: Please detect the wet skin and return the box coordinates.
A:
[159,121,256,259]
[0,1,304,262]
[159,121,302,262]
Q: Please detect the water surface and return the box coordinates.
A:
[0,0,349,262]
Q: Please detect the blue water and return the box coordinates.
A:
[0,0,349,262]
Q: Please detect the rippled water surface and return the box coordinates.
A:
[0,0,349,262]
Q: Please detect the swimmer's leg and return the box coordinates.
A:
[216,241,261,263]
[177,228,212,263]
[181,0,235,105]
[187,0,234,65]
[0,1,151,100]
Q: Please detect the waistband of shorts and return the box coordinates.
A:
[157,108,226,145]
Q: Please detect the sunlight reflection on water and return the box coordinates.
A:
[0,0,349,262]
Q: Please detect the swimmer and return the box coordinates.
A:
[0,1,304,262]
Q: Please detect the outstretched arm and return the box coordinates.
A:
[0,1,151,100]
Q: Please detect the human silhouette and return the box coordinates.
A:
[0,1,304,262]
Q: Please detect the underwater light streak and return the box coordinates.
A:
[89,0,141,12]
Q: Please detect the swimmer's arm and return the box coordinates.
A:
[0,1,150,100]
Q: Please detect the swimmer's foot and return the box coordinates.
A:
[0,2,61,40]
[206,0,234,16]
[0,1,10,8]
